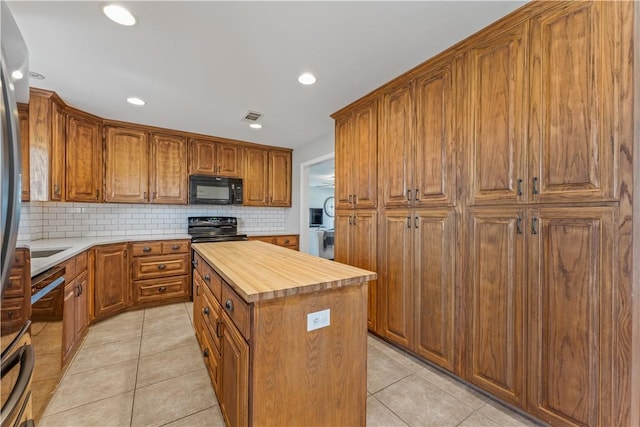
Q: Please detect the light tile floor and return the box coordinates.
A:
[39,302,541,427]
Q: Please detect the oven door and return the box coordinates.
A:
[1,321,35,427]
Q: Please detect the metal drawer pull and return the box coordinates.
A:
[203,306,210,315]
[216,319,223,338]
[143,247,151,252]
[532,217,538,235]
[516,217,522,235]
[407,217,411,228]
[284,239,290,244]
[158,286,167,293]
[192,259,198,267]
[158,264,167,270]
[415,189,419,201]
[517,179,523,196]
[407,189,412,201]
[171,244,180,250]
[532,177,539,195]
[203,348,209,358]
[204,274,211,282]
[225,299,234,312]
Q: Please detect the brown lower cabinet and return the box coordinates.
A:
[1,248,31,336]
[247,234,299,251]
[93,243,130,320]
[220,310,249,427]
[62,269,88,364]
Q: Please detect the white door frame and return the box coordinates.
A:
[299,152,335,253]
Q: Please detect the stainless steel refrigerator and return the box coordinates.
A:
[1,1,32,425]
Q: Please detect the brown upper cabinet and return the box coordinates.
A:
[243,147,291,207]
[17,103,29,201]
[65,110,102,202]
[468,1,618,205]
[189,138,243,177]
[334,98,377,210]
[104,127,187,204]
[28,88,66,201]
[379,56,458,209]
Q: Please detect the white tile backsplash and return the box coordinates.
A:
[18,201,287,241]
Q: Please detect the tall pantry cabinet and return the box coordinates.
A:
[332,2,639,426]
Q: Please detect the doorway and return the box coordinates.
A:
[299,153,334,255]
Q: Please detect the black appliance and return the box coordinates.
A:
[309,208,323,226]
[189,175,243,205]
[188,217,248,243]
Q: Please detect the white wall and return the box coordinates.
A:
[308,187,334,229]
[285,132,335,233]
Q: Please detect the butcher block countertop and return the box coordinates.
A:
[192,240,376,303]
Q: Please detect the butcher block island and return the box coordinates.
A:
[191,240,376,427]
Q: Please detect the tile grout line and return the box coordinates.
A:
[157,405,217,427]
[130,310,146,427]
[370,394,410,427]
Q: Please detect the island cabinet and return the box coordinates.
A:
[192,241,375,427]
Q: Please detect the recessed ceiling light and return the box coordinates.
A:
[249,123,262,129]
[29,71,45,80]
[103,4,136,26]
[298,73,316,85]
[11,70,23,80]
[126,97,146,106]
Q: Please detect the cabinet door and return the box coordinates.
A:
[334,115,352,209]
[268,150,292,206]
[467,23,527,205]
[466,208,525,406]
[352,211,377,332]
[104,127,149,203]
[66,114,102,202]
[93,244,129,320]
[243,147,269,206]
[217,142,243,177]
[353,99,377,209]
[150,133,188,204]
[380,82,413,208]
[220,313,249,427]
[62,280,76,362]
[529,2,615,203]
[189,138,217,175]
[333,211,352,265]
[414,60,456,207]
[18,104,30,201]
[414,209,456,371]
[50,102,66,201]
[75,270,89,337]
[379,210,413,347]
[527,207,614,427]
[193,271,203,342]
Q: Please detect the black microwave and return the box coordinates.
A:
[189,175,243,205]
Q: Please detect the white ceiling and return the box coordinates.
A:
[7,1,527,150]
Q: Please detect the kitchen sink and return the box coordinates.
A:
[30,248,69,258]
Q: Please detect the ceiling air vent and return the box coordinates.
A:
[241,110,264,123]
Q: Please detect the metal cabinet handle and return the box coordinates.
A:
[7,311,13,319]
[123,250,128,257]
[407,217,411,228]
[203,306,210,315]
[216,319,223,338]
[158,286,167,293]
[143,246,151,252]
[171,244,180,250]
[158,264,167,270]
[225,299,234,312]
[284,239,290,244]
[517,179,523,196]
[348,195,353,204]
[516,217,522,235]
[152,192,157,200]
[532,177,539,195]
[143,192,147,199]
[75,284,80,297]
[414,217,419,228]
[353,194,357,205]
[532,217,538,235]
[204,273,211,282]
[415,189,419,201]
[348,216,352,225]
[353,216,357,225]
[407,189,412,201]
[203,348,209,358]
[192,259,198,267]
[54,184,60,195]
[96,189,99,199]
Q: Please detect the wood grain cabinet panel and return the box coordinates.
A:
[334,98,377,209]
[93,244,129,320]
[527,207,614,427]
[104,127,149,203]
[467,22,528,205]
[243,147,292,207]
[189,138,243,177]
[529,2,616,203]
[18,104,30,201]
[220,311,249,427]
[151,133,188,204]
[466,208,525,406]
[268,149,291,206]
[50,102,66,201]
[65,112,102,202]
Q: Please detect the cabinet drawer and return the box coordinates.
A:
[248,236,276,244]
[200,283,222,352]
[193,252,205,277]
[221,281,251,340]
[5,270,24,298]
[131,242,162,257]
[200,323,221,397]
[62,257,77,282]
[162,240,189,254]
[200,263,222,303]
[75,251,88,273]
[134,275,189,304]
[13,250,26,266]
[275,235,298,248]
[132,254,190,280]
[1,298,25,331]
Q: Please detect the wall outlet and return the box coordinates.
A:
[307,309,330,331]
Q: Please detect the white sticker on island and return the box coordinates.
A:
[307,309,330,332]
